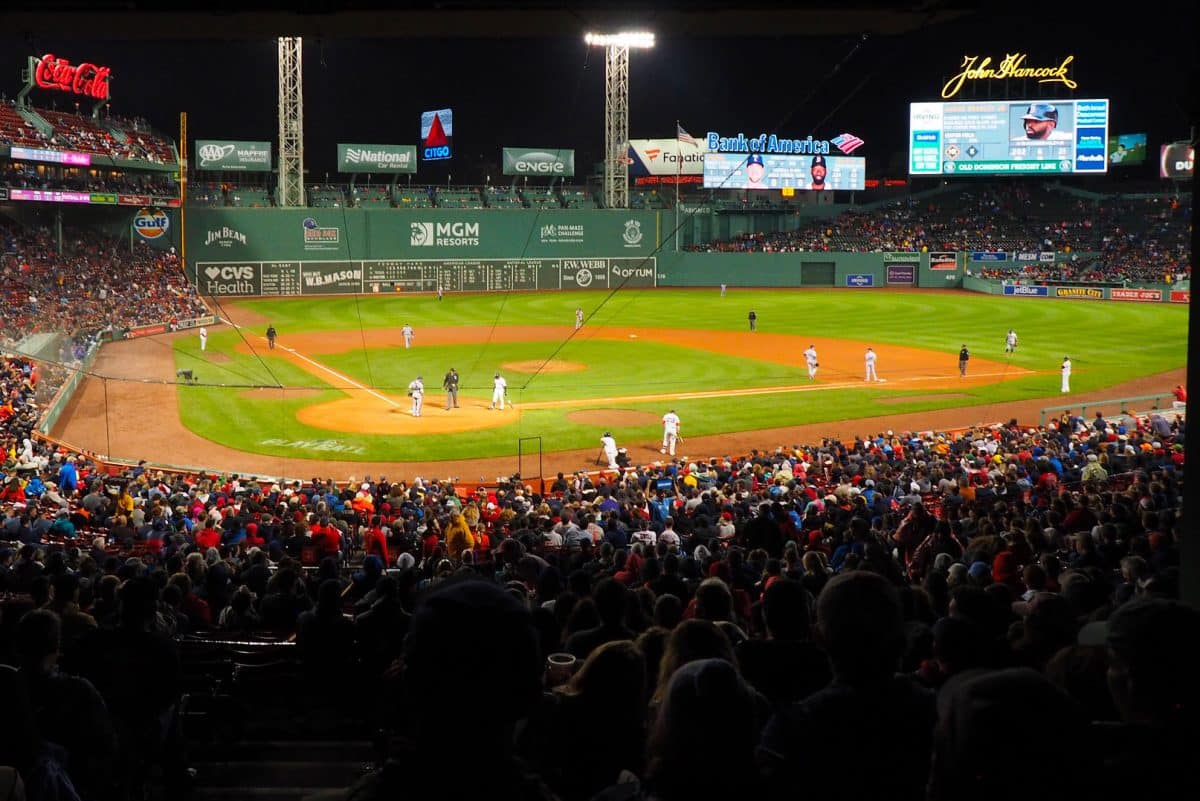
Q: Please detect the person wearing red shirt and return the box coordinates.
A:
[244,522,265,549]
[311,521,341,560]
[364,517,389,565]
[194,525,221,551]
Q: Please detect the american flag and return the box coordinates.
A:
[677,123,697,147]
[831,133,865,154]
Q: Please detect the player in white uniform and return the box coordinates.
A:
[661,409,681,455]
[600,431,619,469]
[490,372,508,410]
[1061,357,1072,393]
[575,308,584,330]
[408,375,424,417]
[401,323,415,349]
[864,347,878,382]
[199,326,208,352]
[803,344,819,380]
[1005,329,1018,353]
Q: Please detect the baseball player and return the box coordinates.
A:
[865,347,878,382]
[266,324,276,350]
[437,285,444,301]
[720,283,726,297]
[575,307,584,330]
[490,372,507,410]
[661,409,681,456]
[803,344,819,380]
[442,367,459,410]
[600,431,619,469]
[407,374,425,417]
[1005,329,1018,353]
[1061,357,1072,393]
[199,326,208,352]
[401,323,415,349]
[958,345,970,377]
[748,310,757,332]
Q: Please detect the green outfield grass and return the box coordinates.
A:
[173,289,1188,461]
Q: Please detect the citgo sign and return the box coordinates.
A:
[132,208,170,240]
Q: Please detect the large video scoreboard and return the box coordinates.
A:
[910,98,1109,176]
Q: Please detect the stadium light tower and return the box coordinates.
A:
[277,37,305,207]
[585,31,655,210]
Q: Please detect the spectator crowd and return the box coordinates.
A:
[0,396,1192,800]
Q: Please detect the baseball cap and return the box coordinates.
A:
[811,154,827,167]
[1022,102,1058,122]
[1078,598,1200,656]
[746,153,764,167]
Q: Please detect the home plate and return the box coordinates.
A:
[629,334,638,338]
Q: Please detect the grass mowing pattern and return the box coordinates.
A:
[171,290,1186,461]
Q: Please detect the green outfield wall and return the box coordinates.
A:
[183,208,1183,302]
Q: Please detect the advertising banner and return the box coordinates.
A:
[9,146,91,166]
[845,273,875,287]
[420,109,453,161]
[502,148,575,177]
[195,140,272,171]
[1055,287,1104,300]
[1159,142,1194,179]
[886,264,916,284]
[1003,284,1049,296]
[1039,252,1057,262]
[929,252,958,271]
[1016,252,1038,261]
[972,251,1007,261]
[9,189,90,203]
[125,323,169,339]
[337,143,417,173]
[627,139,707,176]
[176,315,217,330]
[1110,288,1163,302]
[1170,290,1190,303]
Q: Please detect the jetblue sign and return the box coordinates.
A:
[1003,284,1049,296]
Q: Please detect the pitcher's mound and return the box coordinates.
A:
[502,359,586,374]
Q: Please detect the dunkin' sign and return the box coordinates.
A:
[31,53,111,100]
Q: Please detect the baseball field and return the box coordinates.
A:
[53,287,1187,478]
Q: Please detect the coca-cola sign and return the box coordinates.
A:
[33,53,111,100]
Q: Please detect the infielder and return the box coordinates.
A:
[865,347,878,382]
[1061,357,1072,393]
[661,409,681,455]
[401,323,415,349]
[1005,329,1018,353]
[199,326,208,352]
[575,308,584,330]
[803,344,819,380]
[600,431,619,469]
[490,372,508,410]
[408,374,425,417]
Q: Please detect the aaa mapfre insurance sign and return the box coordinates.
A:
[1110,288,1163,302]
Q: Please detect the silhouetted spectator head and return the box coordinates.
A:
[762,578,811,640]
[559,639,646,717]
[51,572,80,605]
[118,577,158,628]
[403,578,541,730]
[654,618,736,702]
[930,668,1086,801]
[16,609,61,670]
[815,571,904,683]
[1079,598,1200,724]
[654,593,683,630]
[647,658,761,801]
[592,577,629,626]
[694,577,734,622]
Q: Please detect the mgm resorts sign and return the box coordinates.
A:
[502,148,575,177]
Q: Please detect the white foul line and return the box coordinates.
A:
[270,339,401,408]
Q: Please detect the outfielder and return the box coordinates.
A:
[401,323,415,349]
[1061,357,1072,393]
[408,374,425,417]
[199,326,208,352]
[661,409,681,456]
[865,347,878,382]
[490,372,508,410]
[600,431,619,469]
[575,308,584,330]
[803,344,819,380]
[1005,329,1018,353]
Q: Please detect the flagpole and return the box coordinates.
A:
[675,120,681,252]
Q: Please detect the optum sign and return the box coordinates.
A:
[502,148,575,177]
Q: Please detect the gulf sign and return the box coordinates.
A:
[132,208,170,240]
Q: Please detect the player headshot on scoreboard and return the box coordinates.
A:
[1011,102,1073,142]
[810,154,833,190]
[744,153,767,188]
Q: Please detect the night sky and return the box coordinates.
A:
[1,6,1195,184]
